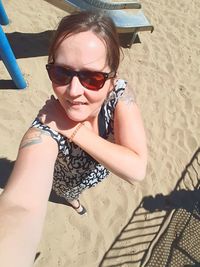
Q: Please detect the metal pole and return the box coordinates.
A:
[0,0,9,25]
[0,25,27,89]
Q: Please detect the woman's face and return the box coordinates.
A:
[52,30,113,122]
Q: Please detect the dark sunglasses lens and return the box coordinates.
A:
[80,72,105,90]
[47,65,71,85]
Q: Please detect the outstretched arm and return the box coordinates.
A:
[0,128,58,267]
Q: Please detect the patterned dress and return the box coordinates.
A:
[32,79,127,201]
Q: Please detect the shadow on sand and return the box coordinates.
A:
[0,28,138,90]
[99,147,200,267]
[1,147,200,266]
[1,148,200,266]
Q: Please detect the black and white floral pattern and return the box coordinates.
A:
[32,79,127,201]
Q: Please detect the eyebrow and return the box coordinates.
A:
[54,63,110,73]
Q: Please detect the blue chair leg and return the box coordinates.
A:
[0,25,27,89]
[0,0,9,25]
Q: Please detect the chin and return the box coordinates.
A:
[66,111,88,122]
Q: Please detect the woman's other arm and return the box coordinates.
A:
[0,127,58,267]
[73,97,147,184]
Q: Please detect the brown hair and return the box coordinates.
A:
[48,11,121,72]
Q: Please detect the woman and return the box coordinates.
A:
[35,10,147,214]
[0,10,147,266]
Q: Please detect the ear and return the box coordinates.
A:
[109,75,118,92]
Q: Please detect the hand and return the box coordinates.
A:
[37,95,78,138]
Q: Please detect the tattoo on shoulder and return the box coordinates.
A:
[119,87,136,105]
[20,128,51,149]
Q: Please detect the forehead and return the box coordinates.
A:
[54,31,109,71]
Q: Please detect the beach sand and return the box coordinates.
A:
[0,0,200,266]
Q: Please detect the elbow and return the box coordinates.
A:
[134,167,147,182]
[126,161,147,184]
[135,154,148,182]
[128,172,146,185]
[136,160,147,181]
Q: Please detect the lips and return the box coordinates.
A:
[67,100,87,105]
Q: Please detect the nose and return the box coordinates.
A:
[68,76,85,97]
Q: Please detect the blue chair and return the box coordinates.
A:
[61,0,153,47]
[0,0,27,89]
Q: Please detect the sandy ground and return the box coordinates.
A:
[0,0,200,266]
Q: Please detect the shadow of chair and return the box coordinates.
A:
[99,147,200,267]
[141,147,200,266]
[0,0,27,89]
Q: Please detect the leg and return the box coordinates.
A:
[66,199,87,215]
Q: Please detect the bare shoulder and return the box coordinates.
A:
[114,84,147,156]
[118,85,136,106]
[20,127,51,149]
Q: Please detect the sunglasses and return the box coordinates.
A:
[46,63,116,90]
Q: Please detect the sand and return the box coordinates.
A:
[0,0,200,266]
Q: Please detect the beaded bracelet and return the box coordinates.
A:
[69,122,85,142]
